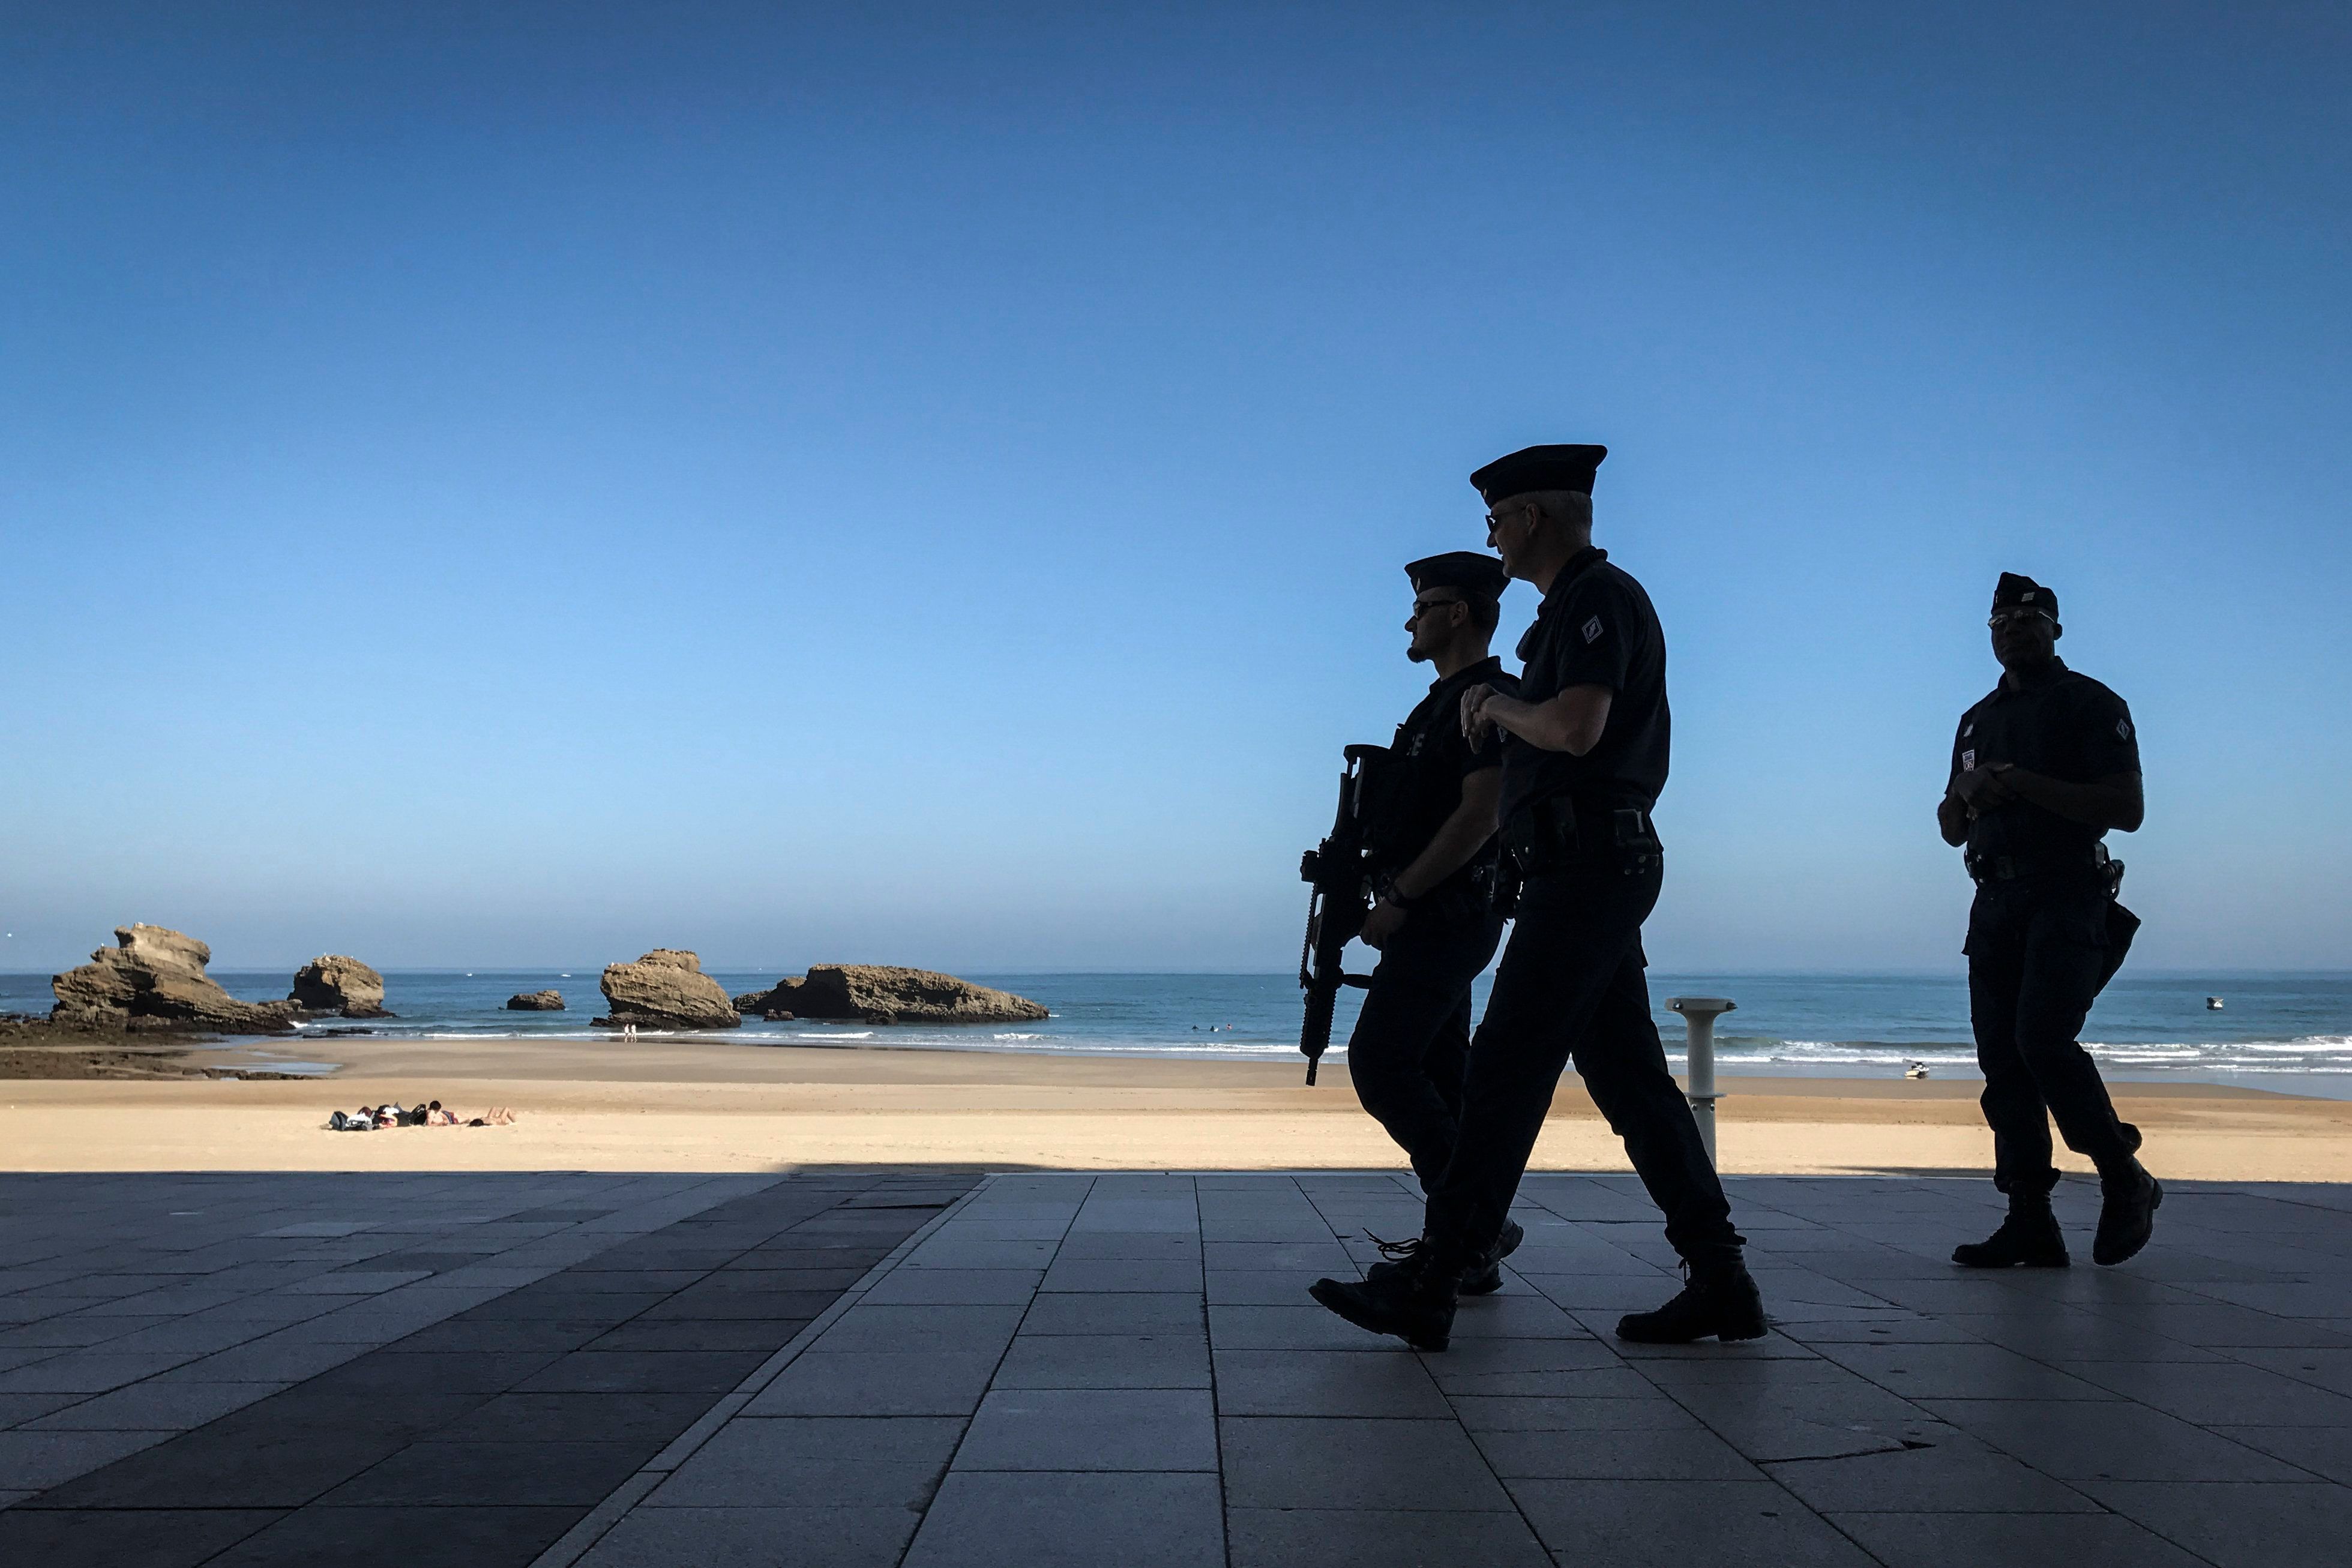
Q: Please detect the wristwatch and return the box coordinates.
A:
[1372,871,1415,909]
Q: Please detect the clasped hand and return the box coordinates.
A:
[1459,683,1500,745]
[1952,762,2018,814]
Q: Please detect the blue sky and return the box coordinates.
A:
[3,2,2347,975]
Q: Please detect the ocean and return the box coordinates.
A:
[7,969,2351,1096]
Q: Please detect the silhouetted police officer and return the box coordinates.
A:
[1941,572,2159,1267]
[1346,554,1515,1272]
[1313,445,1764,1350]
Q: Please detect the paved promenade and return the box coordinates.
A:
[5,1169,2352,1566]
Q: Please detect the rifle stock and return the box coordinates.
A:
[1297,744,1385,1084]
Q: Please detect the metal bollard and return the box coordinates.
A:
[1664,996,1735,1168]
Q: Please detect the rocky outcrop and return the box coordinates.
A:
[731,990,793,1021]
[595,951,739,1030]
[52,925,302,1035]
[290,955,391,1018]
[736,966,1048,1026]
[507,990,565,1011]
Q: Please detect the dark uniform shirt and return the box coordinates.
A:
[1362,655,1516,891]
[1949,658,2140,870]
[1499,547,1671,826]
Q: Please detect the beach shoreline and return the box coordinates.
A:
[1,1033,2345,1182]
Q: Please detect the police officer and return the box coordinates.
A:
[1312,445,1764,1350]
[1346,554,1516,1273]
[1941,572,2159,1267]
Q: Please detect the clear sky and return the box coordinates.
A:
[3,2,2347,976]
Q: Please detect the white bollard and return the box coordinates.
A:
[1664,996,1736,1168]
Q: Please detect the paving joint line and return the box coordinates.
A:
[528,1173,991,1568]
[1298,1173,1569,1561]
[891,1172,1093,1568]
[1193,1174,1234,1568]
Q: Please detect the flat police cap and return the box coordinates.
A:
[1407,551,1510,602]
[1993,572,2059,619]
[1470,443,1607,504]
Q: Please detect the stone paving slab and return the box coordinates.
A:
[0,1170,980,1566]
[13,1168,2352,1564]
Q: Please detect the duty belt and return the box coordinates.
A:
[1967,844,2114,885]
[1374,861,1499,924]
[1502,794,1660,877]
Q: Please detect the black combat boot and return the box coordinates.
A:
[2092,1161,2162,1266]
[1364,1221,1523,1296]
[1310,1236,1461,1351]
[1952,1191,2069,1269]
[1615,1257,1768,1344]
[1458,1220,1525,1297]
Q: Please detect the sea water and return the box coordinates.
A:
[6,969,2349,1095]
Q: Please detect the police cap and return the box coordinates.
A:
[1993,572,2059,619]
[1470,443,1607,505]
[1406,551,1509,602]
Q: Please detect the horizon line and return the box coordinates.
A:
[5,966,2348,981]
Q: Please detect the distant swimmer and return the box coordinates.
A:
[1939,572,2157,1268]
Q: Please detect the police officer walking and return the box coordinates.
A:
[1312,445,1764,1350]
[1345,554,1518,1280]
[1941,572,2159,1267]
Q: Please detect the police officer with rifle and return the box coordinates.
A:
[1311,443,1766,1351]
[1298,556,1516,1238]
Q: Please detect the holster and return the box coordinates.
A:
[2097,858,2137,995]
[1481,856,1518,919]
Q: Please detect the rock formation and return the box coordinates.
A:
[290,955,391,1018]
[735,965,1048,1026]
[594,950,739,1030]
[52,925,302,1034]
[730,990,794,1021]
[507,990,565,1012]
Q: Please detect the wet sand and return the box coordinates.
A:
[1,1032,2346,1180]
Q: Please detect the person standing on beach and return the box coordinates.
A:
[1345,553,1515,1249]
[1311,444,1764,1350]
[1941,572,2159,1267]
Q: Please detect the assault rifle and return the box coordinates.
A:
[1296,744,1387,1084]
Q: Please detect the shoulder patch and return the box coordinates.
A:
[1581,615,1604,644]
[1963,722,1973,739]
[2117,718,2132,740]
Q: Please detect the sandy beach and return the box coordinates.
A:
[0,1031,2343,1180]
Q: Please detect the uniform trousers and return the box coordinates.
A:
[1424,858,1743,1268]
[1967,877,2143,1196]
[1346,904,1505,1189]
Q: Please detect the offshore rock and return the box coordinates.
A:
[597,950,739,1030]
[52,924,301,1035]
[732,975,805,1020]
[739,966,1048,1026]
[507,990,566,1011]
[732,992,795,1020]
[290,955,392,1018]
